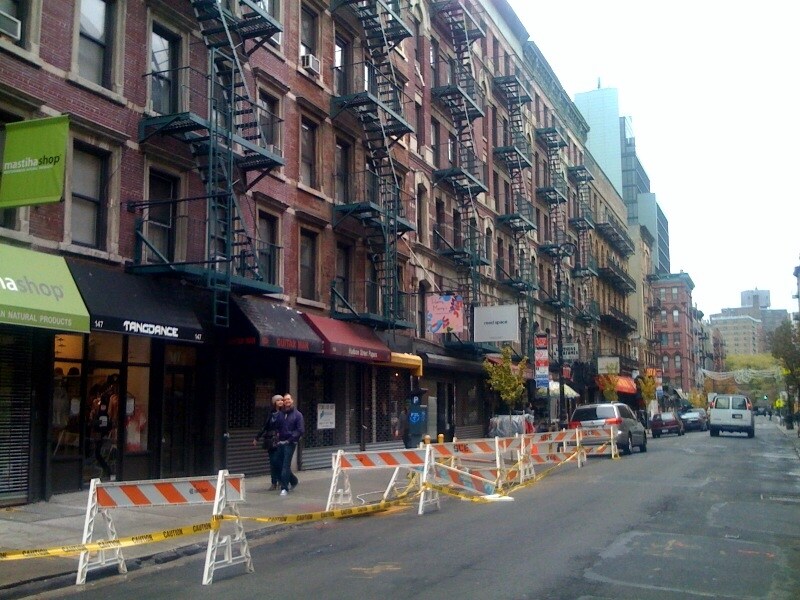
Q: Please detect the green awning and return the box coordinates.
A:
[0,244,90,333]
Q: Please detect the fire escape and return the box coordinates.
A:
[329,0,415,330]
[568,164,598,333]
[493,60,537,357]
[535,122,570,307]
[430,0,488,348]
[133,1,284,328]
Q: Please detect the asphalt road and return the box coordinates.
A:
[35,418,800,599]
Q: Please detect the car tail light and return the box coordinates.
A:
[568,421,581,429]
[605,417,623,426]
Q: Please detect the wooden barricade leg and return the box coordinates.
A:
[418,446,440,515]
[76,478,126,585]
[202,470,251,585]
[326,450,353,510]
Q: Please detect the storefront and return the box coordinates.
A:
[0,243,90,506]
[53,259,208,493]
[224,296,324,474]
[418,352,488,441]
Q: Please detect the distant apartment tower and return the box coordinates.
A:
[718,289,789,344]
[574,88,670,275]
[710,314,762,355]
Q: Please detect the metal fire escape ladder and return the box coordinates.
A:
[568,166,598,334]
[493,61,536,356]
[330,0,414,329]
[432,0,486,345]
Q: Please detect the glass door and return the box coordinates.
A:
[160,367,193,478]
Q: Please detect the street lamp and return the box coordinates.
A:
[554,241,576,427]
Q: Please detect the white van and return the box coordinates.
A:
[708,394,754,438]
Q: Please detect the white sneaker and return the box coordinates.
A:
[280,489,288,496]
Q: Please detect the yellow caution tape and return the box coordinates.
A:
[0,500,410,562]
[422,482,501,503]
[0,519,221,561]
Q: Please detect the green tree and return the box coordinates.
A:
[484,345,527,413]
[770,321,800,397]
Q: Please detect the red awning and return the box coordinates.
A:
[596,375,638,394]
[302,314,391,362]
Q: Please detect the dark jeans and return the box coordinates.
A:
[268,448,281,485]
[277,442,299,491]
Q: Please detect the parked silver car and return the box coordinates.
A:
[569,402,647,454]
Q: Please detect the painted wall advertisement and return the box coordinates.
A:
[425,294,463,334]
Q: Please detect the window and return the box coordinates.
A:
[671,287,678,300]
[415,103,424,145]
[673,332,680,347]
[257,211,278,285]
[147,170,178,262]
[662,355,669,370]
[300,6,316,57]
[300,118,317,187]
[334,244,350,303]
[150,24,179,114]
[430,119,440,167]
[78,0,114,87]
[416,184,427,244]
[429,38,439,86]
[334,37,349,95]
[659,332,668,347]
[660,309,667,324]
[674,355,682,372]
[299,229,317,300]
[71,145,108,249]
[672,309,679,324]
[659,287,666,301]
[258,90,280,153]
[334,139,350,204]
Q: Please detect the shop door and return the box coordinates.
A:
[160,368,193,478]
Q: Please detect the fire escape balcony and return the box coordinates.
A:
[572,253,598,279]
[431,58,485,122]
[535,172,568,205]
[330,0,413,52]
[432,142,489,196]
[330,277,415,330]
[600,305,638,333]
[596,212,635,257]
[574,299,600,324]
[538,287,571,311]
[140,67,285,176]
[131,213,283,295]
[493,134,533,171]
[331,169,414,234]
[496,200,536,233]
[647,297,663,315]
[193,0,282,54]
[430,0,486,45]
[495,258,538,292]
[598,259,637,295]
[432,222,490,267]
[331,62,413,141]
[492,67,532,108]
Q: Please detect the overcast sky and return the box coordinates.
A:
[506,0,799,316]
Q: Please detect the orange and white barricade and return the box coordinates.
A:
[327,446,439,515]
[576,426,619,459]
[498,430,585,484]
[76,470,247,586]
[425,439,513,501]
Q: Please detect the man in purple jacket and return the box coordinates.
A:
[277,393,304,496]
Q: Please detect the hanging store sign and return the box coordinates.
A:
[0,115,69,209]
[473,304,519,343]
[534,333,549,396]
[425,294,463,334]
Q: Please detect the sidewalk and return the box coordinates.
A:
[0,466,394,597]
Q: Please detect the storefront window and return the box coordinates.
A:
[54,334,84,360]
[125,366,150,453]
[88,332,123,362]
[84,368,120,481]
[51,362,83,458]
[127,335,151,363]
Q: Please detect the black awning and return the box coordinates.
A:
[420,352,485,375]
[66,259,205,343]
[231,296,323,353]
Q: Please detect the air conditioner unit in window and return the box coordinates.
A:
[301,53,321,76]
[0,10,21,41]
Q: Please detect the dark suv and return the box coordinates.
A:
[569,403,647,455]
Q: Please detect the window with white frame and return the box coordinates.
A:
[78,0,115,88]
[300,6,316,57]
[71,144,108,249]
[299,118,317,188]
[257,210,279,285]
[150,24,180,114]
